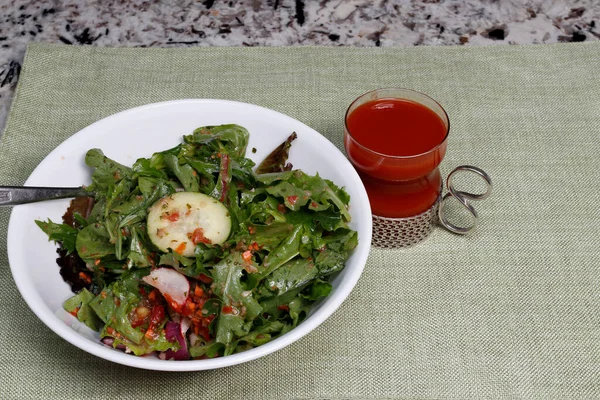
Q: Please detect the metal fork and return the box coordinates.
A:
[0,186,88,206]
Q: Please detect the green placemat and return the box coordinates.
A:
[1,42,599,399]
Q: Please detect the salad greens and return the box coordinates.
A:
[36,124,357,360]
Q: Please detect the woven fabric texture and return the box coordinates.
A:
[0,42,599,399]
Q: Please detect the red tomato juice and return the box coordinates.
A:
[345,98,448,218]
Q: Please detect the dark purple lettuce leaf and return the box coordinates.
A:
[255,132,297,174]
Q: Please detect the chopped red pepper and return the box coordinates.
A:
[222,305,233,314]
[145,304,165,339]
[242,250,253,262]
[163,292,184,313]
[188,227,212,245]
[106,326,119,337]
[287,195,298,206]
[249,242,262,251]
[197,326,211,342]
[164,211,180,222]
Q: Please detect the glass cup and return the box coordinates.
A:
[344,88,450,247]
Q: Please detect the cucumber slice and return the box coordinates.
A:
[147,192,231,257]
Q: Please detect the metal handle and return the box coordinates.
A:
[0,186,88,206]
[438,166,492,234]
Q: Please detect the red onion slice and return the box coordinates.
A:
[161,321,189,360]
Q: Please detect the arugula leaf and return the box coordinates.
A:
[323,228,359,252]
[85,149,132,192]
[247,223,295,251]
[233,320,287,350]
[231,157,256,187]
[263,257,318,297]
[76,223,115,260]
[137,177,174,200]
[302,280,332,301]
[159,251,213,280]
[185,124,250,159]
[314,248,349,276]
[257,170,352,221]
[246,196,287,225]
[125,226,153,268]
[35,219,78,253]
[259,286,305,315]
[288,296,310,326]
[163,153,200,192]
[131,157,168,179]
[266,181,309,211]
[260,225,303,277]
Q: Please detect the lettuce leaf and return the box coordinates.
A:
[63,288,102,330]
[212,253,263,355]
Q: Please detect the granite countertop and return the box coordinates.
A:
[0,0,598,134]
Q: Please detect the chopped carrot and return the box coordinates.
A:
[78,271,92,284]
[174,242,187,255]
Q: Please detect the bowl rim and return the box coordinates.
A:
[7,99,373,371]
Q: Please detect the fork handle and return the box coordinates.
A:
[0,186,89,206]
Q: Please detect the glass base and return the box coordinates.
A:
[372,194,440,248]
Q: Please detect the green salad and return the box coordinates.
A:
[36,124,357,360]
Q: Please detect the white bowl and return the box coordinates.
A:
[7,99,372,371]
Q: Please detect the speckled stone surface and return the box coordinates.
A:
[0,0,598,133]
